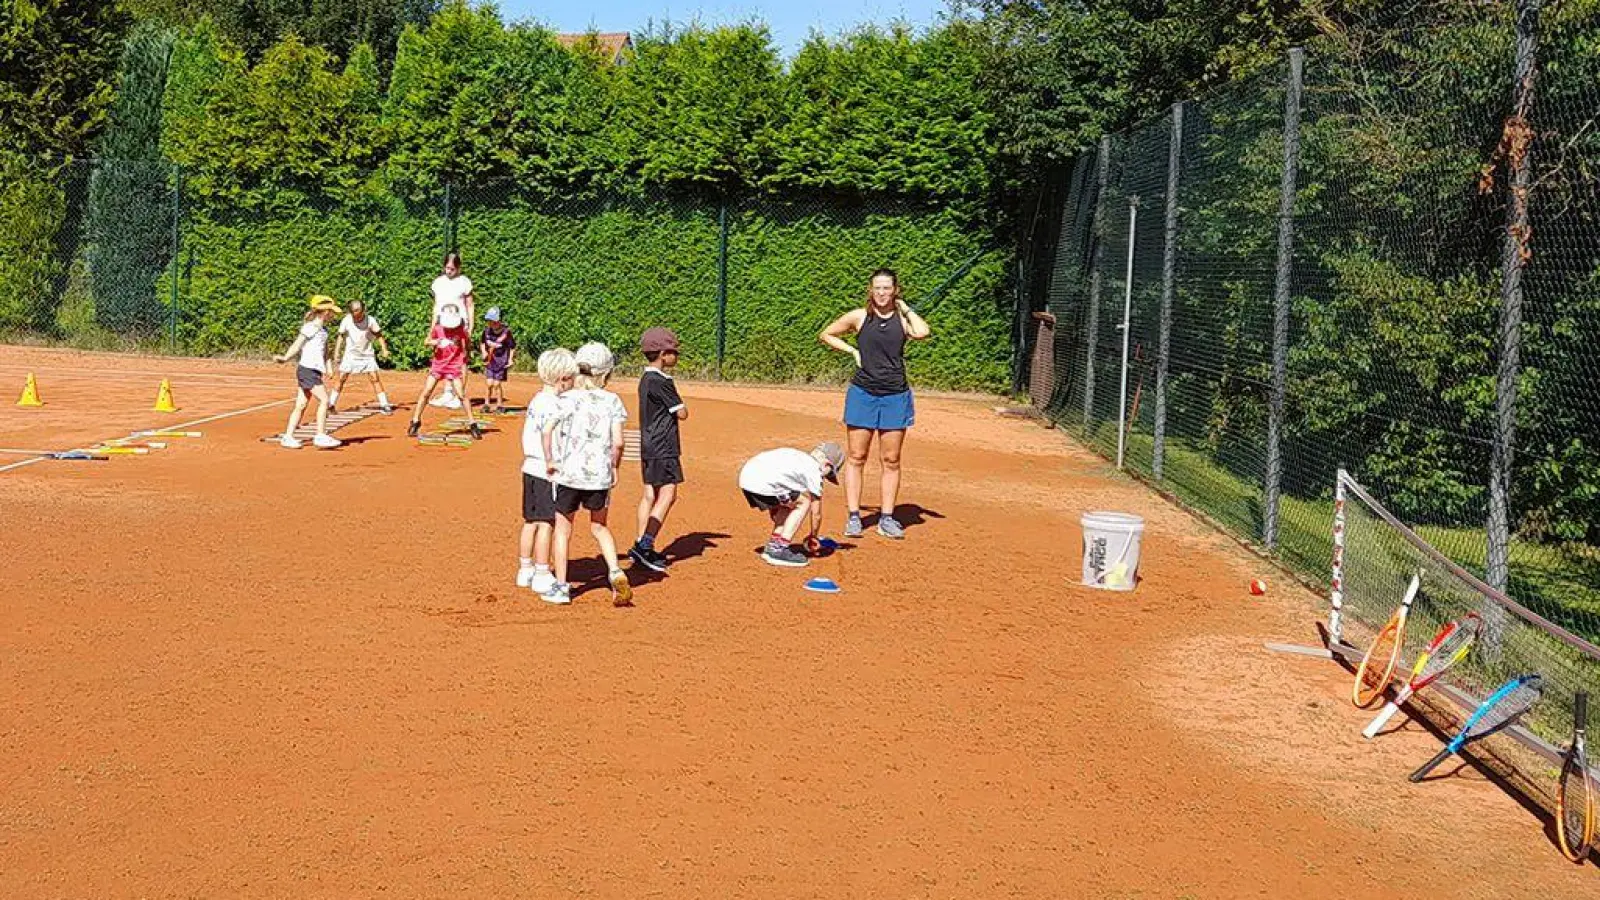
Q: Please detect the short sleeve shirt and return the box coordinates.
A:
[297,321,328,371]
[638,368,684,460]
[339,314,382,359]
[483,325,516,367]
[738,448,825,501]
[429,322,470,369]
[553,389,628,490]
[521,388,567,476]
[430,274,473,321]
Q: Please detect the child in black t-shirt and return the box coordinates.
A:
[629,327,686,573]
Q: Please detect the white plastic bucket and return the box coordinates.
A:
[1081,511,1144,591]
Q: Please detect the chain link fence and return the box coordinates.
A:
[1030,0,1599,742]
[1,165,1013,392]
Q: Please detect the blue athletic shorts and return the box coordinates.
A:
[844,384,915,431]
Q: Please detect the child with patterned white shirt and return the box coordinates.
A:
[541,342,633,607]
[517,347,577,599]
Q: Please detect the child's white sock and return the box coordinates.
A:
[534,564,550,575]
[518,557,533,570]
[378,391,390,406]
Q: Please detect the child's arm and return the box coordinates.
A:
[331,331,346,363]
[506,347,516,371]
[541,417,560,477]
[610,420,624,471]
[819,310,865,367]
[377,333,391,360]
[896,299,931,340]
[273,334,306,364]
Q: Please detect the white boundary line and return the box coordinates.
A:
[0,398,290,476]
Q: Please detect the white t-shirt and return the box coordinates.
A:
[430,274,474,322]
[521,388,568,477]
[552,388,628,491]
[338,313,382,360]
[739,448,825,501]
[297,321,328,372]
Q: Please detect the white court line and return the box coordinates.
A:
[0,398,290,476]
[0,447,57,455]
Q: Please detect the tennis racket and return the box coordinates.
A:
[1557,691,1595,861]
[1353,572,1421,708]
[1409,673,1544,782]
[1362,613,1483,739]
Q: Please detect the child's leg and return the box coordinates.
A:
[552,511,574,586]
[645,482,677,543]
[310,383,331,435]
[452,377,476,423]
[636,483,657,545]
[590,506,620,572]
[776,495,813,543]
[330,372,349,409]
[532,521,553,569]
[369,371,390,409]
[283,387,310,435]
[409,374,439,425]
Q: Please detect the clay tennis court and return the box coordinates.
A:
[0,345,1592,897]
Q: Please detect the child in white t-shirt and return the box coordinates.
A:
[429,252,474,410]
[329,299,393,414]
[738,443,846,567]
[541,342,632,607]
[270,295,344,450]
[518,347,578,599]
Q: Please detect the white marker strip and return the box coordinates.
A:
[0,398,289,476]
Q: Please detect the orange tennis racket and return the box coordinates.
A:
[1352,572,1420,708]
[1558,691,1595,862]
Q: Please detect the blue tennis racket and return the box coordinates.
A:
[1409,673,1543,782]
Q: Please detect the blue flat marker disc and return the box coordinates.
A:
[803,577,841,594]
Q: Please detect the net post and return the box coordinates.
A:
[1116,196,1139,469]
[1486,0,1540,656]
[1265,47,1303,550]
[1083,136,1112,434]
[1154,101,1183,481]
[1330,467,1348,646]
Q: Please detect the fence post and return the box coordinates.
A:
[1154,101,1184,480]
[1486,0,1540,651]
[1083,136,1112,433]
[1116,196,1140,469]
[442,181,454,254]
[1265,47,1304,550]
[716,200,730,380]
[170,164,182,354]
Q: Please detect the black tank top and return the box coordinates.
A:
[851,308,909,396]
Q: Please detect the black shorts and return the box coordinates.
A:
[743,488,795,512]
[642,457,684,487]
[555,485,610,515]
[522,473,556,523]
[296,365,324,391]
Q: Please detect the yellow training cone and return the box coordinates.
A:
[152,378,178,413]
[16,373,43,407]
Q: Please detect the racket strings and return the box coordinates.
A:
[1466,682,1543,737]
[1416,627,1474,682]
[1354,623,1401,706]
[1558,760,1594,857]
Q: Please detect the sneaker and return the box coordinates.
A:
[629,545,668,573]
[844,513,864,538]
[540,582,571,605]
[429,392,455,409]
[379,405,394,416]
[877,515,905,540]
[470,422,484,440]
[312,433,342,449]
[516,566,535,588]
[609,569,634,607]
[762,543,809,568]
[406,421,420,437]
[278,435,303,450]
[529,572,555,594]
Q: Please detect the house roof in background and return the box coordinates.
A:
[556,32,633,64]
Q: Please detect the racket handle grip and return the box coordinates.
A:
[1363,697,1405,739]
[1409,747,1453,783]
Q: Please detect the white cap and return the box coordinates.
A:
[574,341,614,375]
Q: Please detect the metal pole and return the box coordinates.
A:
[716,200,730,380]
[170,164,181,353]
[1083,136,1112,433]
[1116,197,1139,469]
[1154,101,1184,480]
[1486,0,1540,649]
[442,182,453,255]
[1330,468,1348,645]
[1265,47,1304,550]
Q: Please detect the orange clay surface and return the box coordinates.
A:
[1,345,1595,898]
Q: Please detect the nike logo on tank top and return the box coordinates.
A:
[851,309,909,396]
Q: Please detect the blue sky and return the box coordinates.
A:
[496,0,948,58]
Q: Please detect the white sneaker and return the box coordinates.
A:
[540,582,571,605]
[312,433,342,449]
[428,393,452,408]
[529,572,556,594]
[516,567,535,588]
[279,435,303,449]
[443,394,463,410]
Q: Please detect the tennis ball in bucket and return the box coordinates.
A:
[1249,578,1268,595]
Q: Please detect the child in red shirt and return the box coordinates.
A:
[407,303,482,439]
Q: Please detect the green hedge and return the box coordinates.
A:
[174,190,1012,392]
